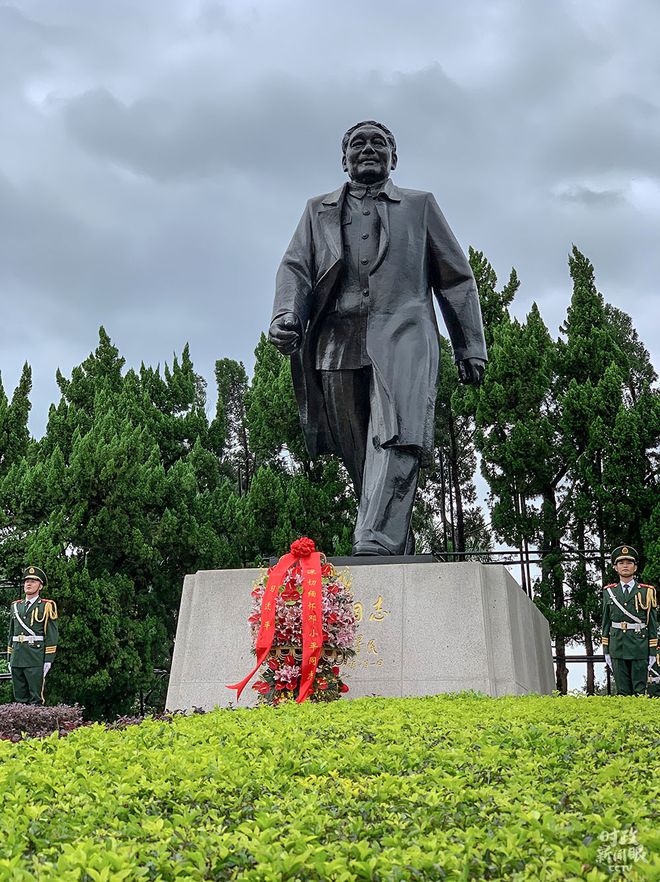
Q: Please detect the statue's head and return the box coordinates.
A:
[341,121,397,184]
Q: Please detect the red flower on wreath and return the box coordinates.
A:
[290,537,316,558]
[253,681,270,694]
[281,583,301,602]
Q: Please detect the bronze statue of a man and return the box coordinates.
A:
[270,121,487,555]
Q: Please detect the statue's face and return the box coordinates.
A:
[342,124,396,184]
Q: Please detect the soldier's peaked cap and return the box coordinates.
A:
[611,545,638,565]
[22,565,47,586]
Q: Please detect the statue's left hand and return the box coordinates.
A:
[457,358,486,386]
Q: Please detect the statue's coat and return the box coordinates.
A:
[272,180,487,466]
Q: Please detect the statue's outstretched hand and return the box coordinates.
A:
[269,313,302,355]
[457,357,486,386]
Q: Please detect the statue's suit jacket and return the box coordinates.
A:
[272,179,487,466]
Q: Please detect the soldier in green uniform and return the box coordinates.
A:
[6,566,59,704]
[649,644,660,698]
[601,545,657,696]
[647,575,660,698]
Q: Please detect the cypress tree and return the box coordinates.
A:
[415,337,491,557]
[0,330,232,717]
[557,248,660,690]
[213,358,253,494]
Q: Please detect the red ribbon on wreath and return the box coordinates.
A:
[227,537,324,703]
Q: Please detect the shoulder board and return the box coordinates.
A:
[603,583,616,589]
[41,598,52,603]
[11,599,20,605]
[639,583,655,589]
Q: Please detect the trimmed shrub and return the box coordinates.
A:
[0,704,190,741]
[0,694,658,880]
[0,703,85,741]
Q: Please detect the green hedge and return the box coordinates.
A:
[0,694,658,881]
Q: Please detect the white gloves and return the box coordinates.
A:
[43,662,52,677]
[649,656,656,670]
[605,654,613,671]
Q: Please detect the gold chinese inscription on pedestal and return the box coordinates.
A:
[345,594,390,670]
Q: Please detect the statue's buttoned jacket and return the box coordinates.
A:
[272,180,487,466]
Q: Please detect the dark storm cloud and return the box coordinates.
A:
[0,0,658,435]
[557,187,626,208]
[62,79,343,183]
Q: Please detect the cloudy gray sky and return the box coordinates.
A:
[1,0,658,434]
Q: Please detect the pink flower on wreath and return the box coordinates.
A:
[274,660,300,689]
[290,537,316,558]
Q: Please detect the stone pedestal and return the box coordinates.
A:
[165,562,555,711]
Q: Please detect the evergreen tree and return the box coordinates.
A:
[245,334,308,469]
[468,247,519,350]
[414,337,490,557]
[414,250,515,558]
[641,500,660,587]
[0,365,36,616]
[213,358,253,493]
[472,302,578,690]
[0,330,233,717]
[557,248,660,690]
[0,364,32,474]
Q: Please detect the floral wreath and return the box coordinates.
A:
[228,538,357,705]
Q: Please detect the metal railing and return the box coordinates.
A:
[554,653,612,695]
[431,547,607,599]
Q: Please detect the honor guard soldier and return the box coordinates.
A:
[649,646,660,698]
[648,589,660,699]
[6,566,58,704]
[601,545,657,696]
